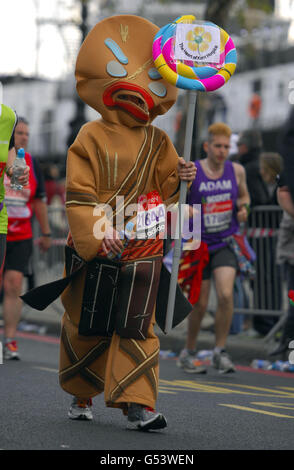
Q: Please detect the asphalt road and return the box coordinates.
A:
[1,330,294,455]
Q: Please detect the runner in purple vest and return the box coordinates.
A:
[177,123,250,374]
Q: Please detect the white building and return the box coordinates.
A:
[275,0,294,43]
[1,0,293,160]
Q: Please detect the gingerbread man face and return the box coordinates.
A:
[75,15,178,127]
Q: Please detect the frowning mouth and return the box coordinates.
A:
[117,93,148,112]
[103,82,154,122]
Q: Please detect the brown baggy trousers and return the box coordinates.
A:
[59,310,160,413]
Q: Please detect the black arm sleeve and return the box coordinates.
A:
[246,168,269,206]
[8,113,18,150]
[278,108,294,202]
[32,158,47,200]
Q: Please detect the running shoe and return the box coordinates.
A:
[68,397,93,420]
[4,340,20,360]
[176,349,207,374]
[127,403,167,431]
[211,350,236,373]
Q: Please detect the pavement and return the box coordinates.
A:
[0,299,281,366]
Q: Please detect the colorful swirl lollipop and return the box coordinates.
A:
[152,15,237,92]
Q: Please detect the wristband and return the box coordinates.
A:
[42,233,52,237]
[240,203,250,216]
[5,165,13,176]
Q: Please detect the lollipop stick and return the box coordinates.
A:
[164,89,197,334]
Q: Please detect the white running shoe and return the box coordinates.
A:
[68,397,93,420]
[4,340,20,360]
[127,403,167,431]
[176,349,207,374]
[211,350,236,373]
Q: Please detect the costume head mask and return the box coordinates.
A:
[75,15,178,128]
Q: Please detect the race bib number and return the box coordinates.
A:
[137,191,165,239]
[203,200,233,233]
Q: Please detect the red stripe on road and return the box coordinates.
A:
[0,328,60,344]
[236,364,294,378]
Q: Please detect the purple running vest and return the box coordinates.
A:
[188,160,239,252]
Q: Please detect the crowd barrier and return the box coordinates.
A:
[232,205,287,341]
[31,205,288,340]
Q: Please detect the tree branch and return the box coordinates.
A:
[204,0,237,28]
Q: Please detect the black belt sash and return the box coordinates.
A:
[21,246,191,336]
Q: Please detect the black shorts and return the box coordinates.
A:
[202,246,238,280]
[5,239,33,275]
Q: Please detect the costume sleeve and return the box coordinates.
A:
[65,135,111,261]
[155,131,181,206]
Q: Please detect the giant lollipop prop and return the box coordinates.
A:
[152,15,237,333]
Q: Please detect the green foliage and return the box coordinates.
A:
[158,0,202,3]
[246,0,274,13]
[158,0,274,13]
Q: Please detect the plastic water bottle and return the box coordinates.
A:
[251,359,271,370]
[271,360,294,372]
[10,148,27,190]
[159,350,176,359]
[271,360,285,371]
[107,221,135,260]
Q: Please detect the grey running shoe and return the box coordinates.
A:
[4,340,20,360]
[211,350,236,373]
[68,397,93,420]
[127,403,167,431]
[176,350,207,374]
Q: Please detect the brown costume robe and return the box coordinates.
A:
[59,15,181,412]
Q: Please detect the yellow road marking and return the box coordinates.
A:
[219,403,294,418]
[252,402,294,411]
[159,379,294,398]
[278,387,294,391]
[33,366,58,373]
[201,381,294,398]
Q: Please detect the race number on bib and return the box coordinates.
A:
[137,191,165,239]
[203,200,233,233]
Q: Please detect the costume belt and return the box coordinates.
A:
[21,246,192,337]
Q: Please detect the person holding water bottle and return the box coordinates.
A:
[2,117,51,360]
[0,106,29,357]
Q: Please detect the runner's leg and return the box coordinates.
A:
[186,279,211,351]
[213,265,236,348]
[3,269,24,339]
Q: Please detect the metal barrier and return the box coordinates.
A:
[31,205,288,339]
[30,206,68,317]
[228,205,287,341]
[32,205,68,280]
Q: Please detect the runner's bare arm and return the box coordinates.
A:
[6,147,16,169]
[277,186,294,218]
[233,162,250,223]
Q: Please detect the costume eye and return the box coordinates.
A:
[148,82,167,97]
[104,38,128,64]
[106,60,127,77]
[148,68,162,80]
